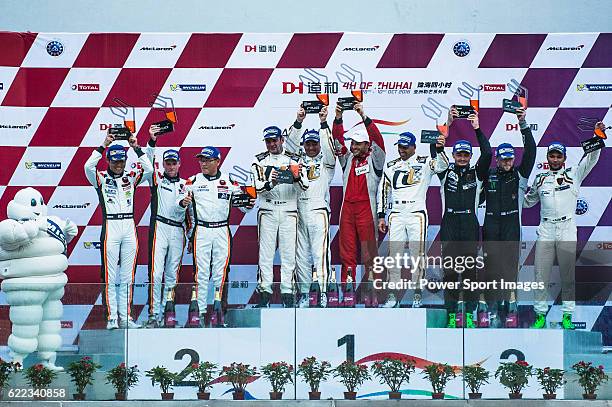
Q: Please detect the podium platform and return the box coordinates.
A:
[2,308,611,401]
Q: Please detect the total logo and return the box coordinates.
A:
[577,84,612,92]
[83,241,101,250]
[244,44,277,53]
[453,40,471,57]
[169,84,206,91]
[597,242,612,250]
[46,40,64,57]
[199,124,236,130]
[71,83,100,91]
[139,45,177,51]
[547,45,585,51]
[505,123,538,131]
[53,203,91,209]
[536,162,565,170]
[575,198,589,215]
[483,84,506,92]
[0,82,3,90]
[342,46,380,52]
[0,123,31,130]
[25,161,62,170]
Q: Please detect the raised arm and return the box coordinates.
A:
[474,127,492,181]
[517,109,536,179]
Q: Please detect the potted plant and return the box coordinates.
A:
[67,356,102,400]
[572,361,609,400]
[495,360,533,399]
[334,360,370,400]
[222,362,257,400]
[145,366,179,400]
[24,364,57,400]
[535,367,565,399]
[462,364,490,399]
[297,356,333,400]
[187,361,217,400]
[371,357,415,399]
[422,362,456,399]
[106,362,140,400]
[0,359,19,399]
[261,361,294,400]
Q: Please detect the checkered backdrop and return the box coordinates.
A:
[0,32,610,344]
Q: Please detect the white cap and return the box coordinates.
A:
[346,129,369,143]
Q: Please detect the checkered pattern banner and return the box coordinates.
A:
[0,32,610,342]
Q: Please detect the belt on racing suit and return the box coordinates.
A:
[394,200,416,204]
[485,209,519,216]
[265,199,288,205]
[155,215,183,228]
[196,220,229,228]
[446,208,472,214]
[106,213,134,220]
[543,215,571,223]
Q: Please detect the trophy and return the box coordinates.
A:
[578,117,609,154]
[421,129,441,144]
[455,81,481,118]
[338,89,363,111]
[150,94,177,135]
[507,79,528,109]
[109,98,136,140]
[232,174,257,208]
[303,93,329,114]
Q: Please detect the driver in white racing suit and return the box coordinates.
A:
[524,125,603,329]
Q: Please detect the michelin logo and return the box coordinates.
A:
[170,84,206,91]
[25,162,62,170]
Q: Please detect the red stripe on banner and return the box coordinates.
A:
[0,32,37,66]
[583,33,612,68]
[229,226,258,265]
[2,68,69,107]
[30,107,98,146]
[59,147,102,186]
[276,33,343,68]
[0,186,56,220]
[377,34,444,68]
[0,147,26,185]
[135,108,201,148]
[73,33,140,68]
[204,68,272,108]
[479,34,547,68]
[176,33,242,68]
[102,68,172,107]
[344,118,410,133]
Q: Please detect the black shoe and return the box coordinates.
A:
[281,293,295,308]
[255,291,271,308]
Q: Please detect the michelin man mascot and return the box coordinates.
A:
[0,187,78,371]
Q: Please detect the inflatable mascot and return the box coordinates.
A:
[0,187,77,371]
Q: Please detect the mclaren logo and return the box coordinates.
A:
[547,45,584,51]
[53,203,91,209]
[199,124,236,130]
[0,123,32,130]
[342,46,380,52]
[139,45,177,51]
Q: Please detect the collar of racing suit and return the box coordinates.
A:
[163,172,180,182]
[203,171,221,181]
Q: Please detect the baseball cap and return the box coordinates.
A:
[302,129,320,143]
[395,132,416,147]
[496,143,515,159]
[263,126,282,140]
[453,140,473,154]
[106,144,127,161]
[163,149,180,161]
[547,142,566,156]
[346,129,369,143]
[196,146,221,160]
